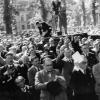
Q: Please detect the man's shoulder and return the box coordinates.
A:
[28,66,37,71]
[35,69,45,77]
[38,69,45,73]
[93,63,100,70]
[60,45,65,48]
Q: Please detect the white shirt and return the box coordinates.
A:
[62,57,72,62]
[73,65,85,74]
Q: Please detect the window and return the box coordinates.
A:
[31,24,35,29]
[22,25,25,30]
[21,15,24,22]
[27,24,30,29]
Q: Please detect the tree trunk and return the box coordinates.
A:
[82,0,86,27]
[3,0,12,34]
[40,0,48,22]
[92,0,96,26]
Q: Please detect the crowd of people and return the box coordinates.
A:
[0,0,100,100]
[0,26,100,100]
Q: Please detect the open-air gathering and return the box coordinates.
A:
[1,0,100,100]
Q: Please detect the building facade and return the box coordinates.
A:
[12,0,36,33]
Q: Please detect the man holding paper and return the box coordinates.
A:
[71,53,97,100]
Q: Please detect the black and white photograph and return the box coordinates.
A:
[0,0,100,100]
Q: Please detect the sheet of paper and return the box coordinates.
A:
[72,51,84,63]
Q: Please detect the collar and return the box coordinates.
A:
[73,65,85,74]
[63,57,72,62]
[8,64,13,67]
[92,48,99,52]
[83,52,89,56]
[34,66,41,72]
[79,67,85,74]
[44,69,55,73]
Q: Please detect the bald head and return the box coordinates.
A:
[44,57,52,65]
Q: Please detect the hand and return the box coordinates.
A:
[42,31,47,37]
[56,76,65,82]
[44,82,49,85]
[44,82,49,88]
[4,68,14,76]
[3,71,9,76]
[48,75,58,82]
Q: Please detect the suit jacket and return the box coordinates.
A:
[0,56,5,67]
[93,63,100,95]
[15,85,36,100]
[28,65,40,86]
[53,55,74,86]
[70,69,95,96]
[35,69,67,100]
[82,52,98,68]
[28,65,41,100]
[19,64,29,84]
[62,60,74,86]
[0,64,20,97]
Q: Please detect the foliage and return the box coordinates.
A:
[1,0,100,34]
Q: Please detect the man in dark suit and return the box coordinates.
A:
[28,56,42,86]
[28,56,42,100]
[36,21,52,38]
[54,48,74,85]
[70,56,97,100]
[0,52,21,100]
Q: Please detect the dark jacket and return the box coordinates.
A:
[0,64,20,99]
[27,65,41,100]
[82,51,98,68]
[70,69,97,100]
[53,55,74,86]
